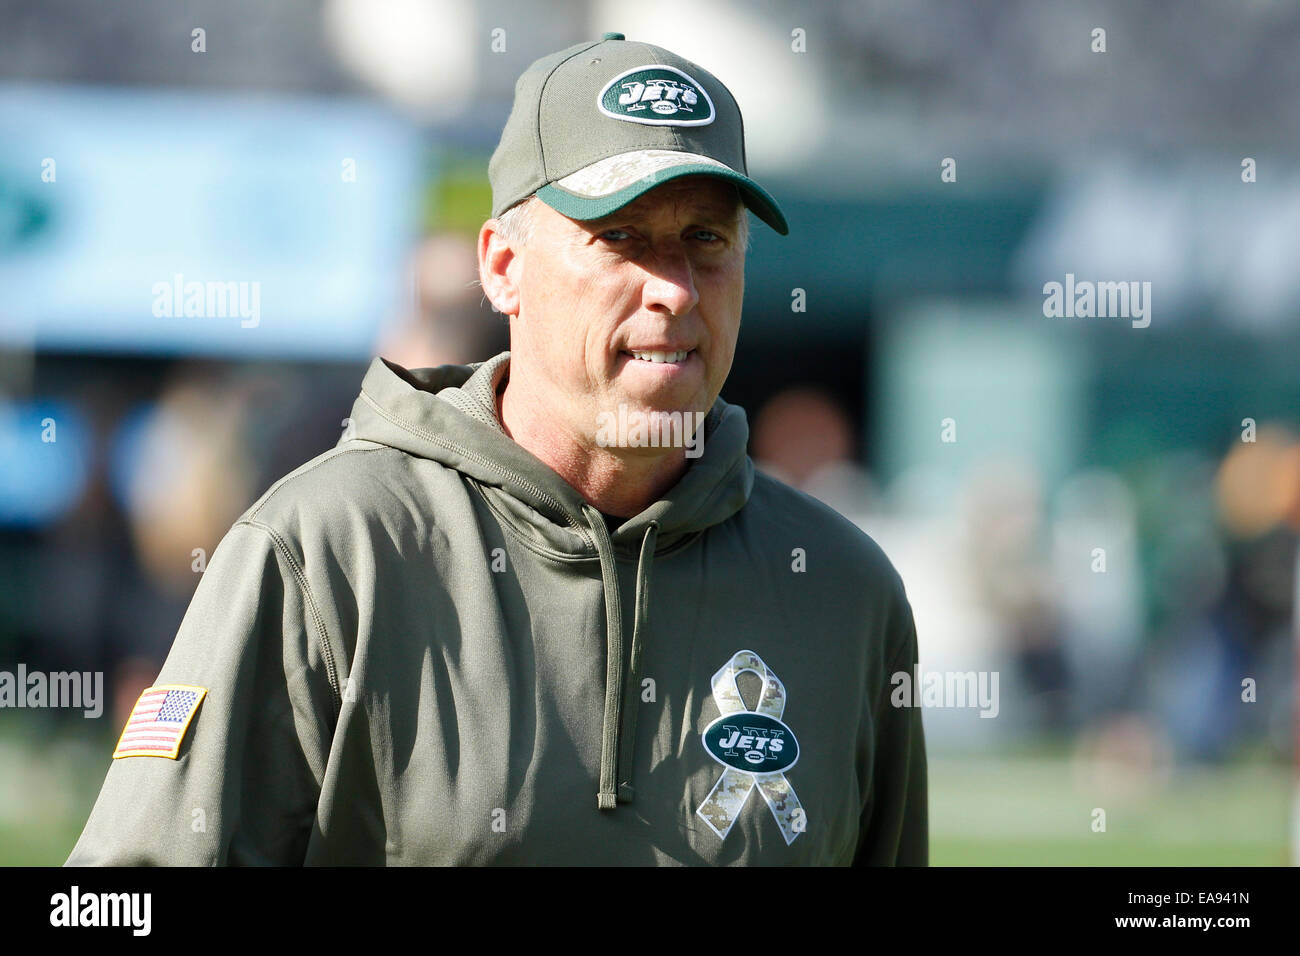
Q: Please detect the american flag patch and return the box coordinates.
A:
[113,684,208,759]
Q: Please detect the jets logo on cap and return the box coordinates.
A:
[597,65,716,127]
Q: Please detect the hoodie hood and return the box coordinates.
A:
[345,351,755,809]
[349,351,754,549]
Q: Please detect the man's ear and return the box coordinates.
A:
[478,220,521,317]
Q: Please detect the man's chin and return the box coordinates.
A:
[591,399,709,455]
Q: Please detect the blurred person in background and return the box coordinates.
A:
[372,232,508,370]
[751,386,876,518]
[962,460,1071,736]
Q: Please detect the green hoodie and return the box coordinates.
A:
[66,352,927,865]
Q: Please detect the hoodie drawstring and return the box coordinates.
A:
[616,519,658,804]
[584,504,659,810]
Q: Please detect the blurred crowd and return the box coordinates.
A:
[754,391,1297,766]
[0,233,506,728]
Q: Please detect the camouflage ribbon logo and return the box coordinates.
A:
[696,649,804,844]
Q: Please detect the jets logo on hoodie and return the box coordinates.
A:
[702,715,799,772]
[696,650,805,845]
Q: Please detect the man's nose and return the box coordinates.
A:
[640,246,700,317]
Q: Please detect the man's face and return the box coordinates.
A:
[508,176,746,454]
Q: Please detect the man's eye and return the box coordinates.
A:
[599,229,632,241]
[693,230,722,242]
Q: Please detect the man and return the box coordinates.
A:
[67,33,927,865]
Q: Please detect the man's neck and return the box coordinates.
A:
[495,370,689,519]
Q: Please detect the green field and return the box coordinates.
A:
[1,717,1290,865]
[929,754,1291,865]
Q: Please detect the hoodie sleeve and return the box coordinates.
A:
[853,579,929,866]
[65,520,340,866]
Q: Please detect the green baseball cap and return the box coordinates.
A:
[488,32,789,236]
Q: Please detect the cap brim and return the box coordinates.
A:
[535,149,788,236]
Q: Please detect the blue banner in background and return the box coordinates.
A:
[0,85,424,359]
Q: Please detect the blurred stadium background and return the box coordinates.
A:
[1,0,1297,865]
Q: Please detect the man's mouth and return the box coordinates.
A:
[621,348,695,364]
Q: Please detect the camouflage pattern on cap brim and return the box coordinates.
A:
[536,165,790,236]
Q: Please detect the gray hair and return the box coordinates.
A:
[493,196,539,246]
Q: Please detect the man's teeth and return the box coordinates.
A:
[628,350,690,363]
